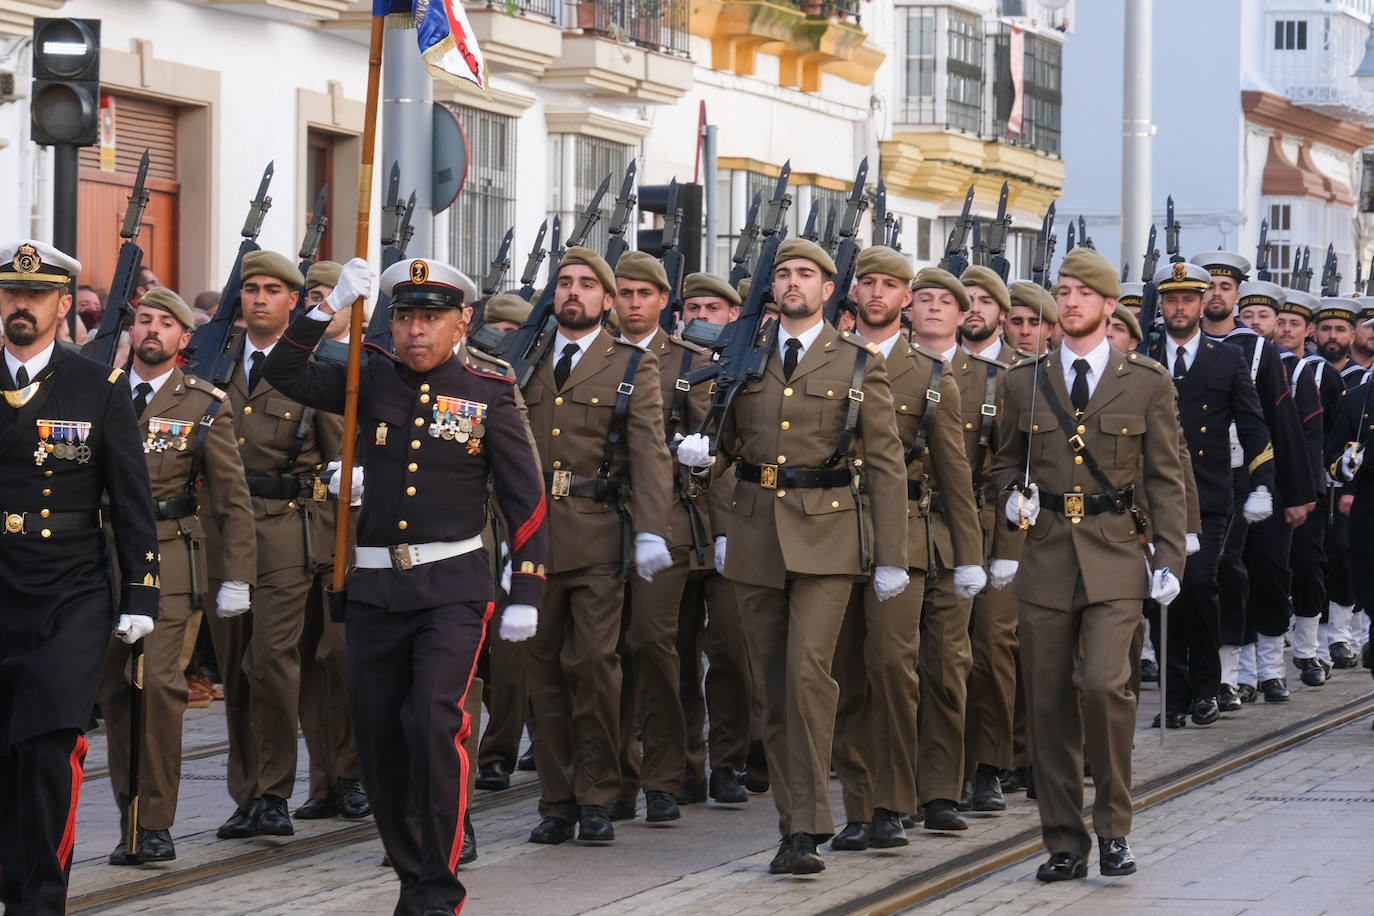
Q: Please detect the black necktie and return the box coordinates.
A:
[132,382,153,417]
[553,342,579,389]
[247,350,264,392]
[1174,345,1187,380]
[782,338,802,380]
[1071,358,1090,413]
[14,366,28,388]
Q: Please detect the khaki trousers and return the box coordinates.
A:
[529,562,625,820]
[679,569,753,783]
[299,568,361,799]
[99,594,195,833]
[916,570,974,805]
[963,583,1020,772]
[735,574,854,839]
[477,599,532,769]
[1019,582,1140,856]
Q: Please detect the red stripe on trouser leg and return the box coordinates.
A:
[448,601,494,892]
[56,733,89,868]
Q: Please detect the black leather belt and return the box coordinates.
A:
[1040,488,1133,518]
[543,470,622,501]
[737,462,851,490]
[154,495,197,520]
[1,509,100,535]
[246,475,322,501]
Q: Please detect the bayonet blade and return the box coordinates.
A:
[242,161,275,240]
[482,228,514,295]
[519,220,549,289]
[802,199,820,242]
[396,191,417,254]
[569,172,613,249]
[120,150,152,241]
[762,161,793,234]
[299,184,329,261]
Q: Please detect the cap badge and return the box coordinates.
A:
[13,244,39,275]
[1171,263,1186,282]
[410,260,428,284]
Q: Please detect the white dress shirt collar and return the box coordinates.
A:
[1059,336,1112,398]
[870,329,903,359]
[1166,331,1203,374]
[129,365,174,400]
[776,320,824,361]
[5,340,55,387]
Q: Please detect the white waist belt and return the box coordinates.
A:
[354,535,483,571]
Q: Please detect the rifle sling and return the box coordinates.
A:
[905,357,944,469]
[665,346,695,446]
[1034,369,1127,513]
[825,348,868,469]
[972,359,999,488]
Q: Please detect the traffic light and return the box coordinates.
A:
[639,181,703,274]
[31,18,101,146]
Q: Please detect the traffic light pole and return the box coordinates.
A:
[53,142,79,339]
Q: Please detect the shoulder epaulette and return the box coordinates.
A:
[838,331,881,356]
[1006,351,1049,372]
[107,367,125,384]
[460,359,514,385]
[184,374,229,401]
[967,348,1008,370]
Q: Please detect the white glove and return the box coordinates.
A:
[1004,483,1040,527]
[499,604,538,642]
[324,257,375,313]
[953,564,987,598]
[988,558,1018,590]
[873,565,910,601]
[1149,567,1181,607]
[1242,485,1273,524]
[676,432,714,470]
[500,560,512,594]
[215,580,252,618]
[635,532,673,581]
[713,536,727,574]
[326,460,364,506]
[1185,533,1200,556]
[1339,444,1364,481]
[115,614,155,644]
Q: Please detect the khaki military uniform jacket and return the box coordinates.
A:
[522,327,672,575]
[718,323,909,588]
[952,342,1025,563]
[990,346,1187,610]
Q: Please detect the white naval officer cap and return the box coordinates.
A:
[1189,250,1251,281]
[0,239,81,290]
[1152,261,1212,293]
[380,258,478,310]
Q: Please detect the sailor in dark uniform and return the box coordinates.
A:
[0,239,160,913]
[264,256,548,916]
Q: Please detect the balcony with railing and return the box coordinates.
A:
[460,0,565,79]
[540,0,694,102]
[568,0,690,56]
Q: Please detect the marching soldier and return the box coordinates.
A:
[994,247,1187,881]
[204,250,345,840]
[1330,322,1374,661]
[1003,282,1057,356]
[676,238,910,875]
[99,289,257,865]
[608,252,712,823]
[265,256,548,916]
[522,247,674,846]
[0,240,160,912]
[830,248,981,852]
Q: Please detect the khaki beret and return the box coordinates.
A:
[912,267,971,311]
[484,292,532,325]
[774,238,837,276]
[1009,281,1059,324]
[1057,248,1120,299]
[614,250,669,291]
[683,272,740,307]
[854,245,913,283]
[241,250,304,287]
[558,246,616,294]
[960,265,1011,313]
[138,287,195,329]
[305,260,342,290]
[737,277,777,314]
[1111,303,1143,343]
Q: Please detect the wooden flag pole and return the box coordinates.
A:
[332,13,385,592]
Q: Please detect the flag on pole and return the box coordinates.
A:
[374,0,490,97]
[1007,24,1025,138]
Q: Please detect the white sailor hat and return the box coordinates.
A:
[1153,261,1211,293]
[1190,250,1250,282]
[1315,297,1359,325]
[1237,280,1285,311]
[1117,281,1145,306]
[379,258,478,310]
[1356,296,1374,324]
[1279,289,1319,321]
[0,239,80,290]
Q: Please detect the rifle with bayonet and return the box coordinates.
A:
[364,168,417,350]
[822,205,838,255]
[1320,244,1341,297]
[462,228,517,350]
[546,215,563,287]
[972,218,984,268]
[939,185,976,276]
[603,161,638,270]
[1292,246,1313,293]
[1077,215,1093,250]
[802,199,820,242]
[1165,195,1183,263]
[659,179,686,333]
[822,157,870,326]
[183,161,274,384]
[518,220,549,302]
[1356,260,1363,296]
[871,178,887,247]
[83,149,151,366]
[1137,224,1162,356]
[1065,219,1076,254]
[889,216,903,251]
[1030,202,1057,291]
[289,184,330,319]
[987,182,1012,281]
[728,191,763,288]
[1255,219,1272,282]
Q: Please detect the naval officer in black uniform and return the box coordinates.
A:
[0,240,160,913]
[265,256,548,916]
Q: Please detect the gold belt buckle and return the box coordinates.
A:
[1063,493,1085,519]
[759,463,779,489]
[390,543,414,571]
[312,476,328,502]
[4,512,22,534]
[551,469,572,498]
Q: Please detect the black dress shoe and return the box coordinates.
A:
[1318,656,1333,677]
[768,837,792,874]
[788,832,824,874]
[676,778,708,805]
[1295,656,1326,687]
[922,799,968,831]
[1139,658,1159,683]
[709,767,749,804]
[830,821,873,851]
[1237,682,1258,703]
[608,797,636,821]
[108,842,140,866]
[1331,641,1359,668]
[528,816,574,844]
[338,778,371,819]
[458,812,476,865]
[957,778,974,811]
[900,812,920,828]
[870,807,908,848]
[1216,684,1242,712]
[645,790,681,823]
[216,803,259,839]
[294,795,340,819]
[971,763,1006,812]
[1098,835,1136,875]
[998,766,1031,793]
[253,795,294,836]
[475,761,511,790]
[577,805,615,843]
[516,746,537,771]
[1191,697,1220,725]
[1261,677,1290,702]
[1025,770,1037,800]
[136,828,176,862]
[1036,851,1087,882]
[1150,711,1188,729]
